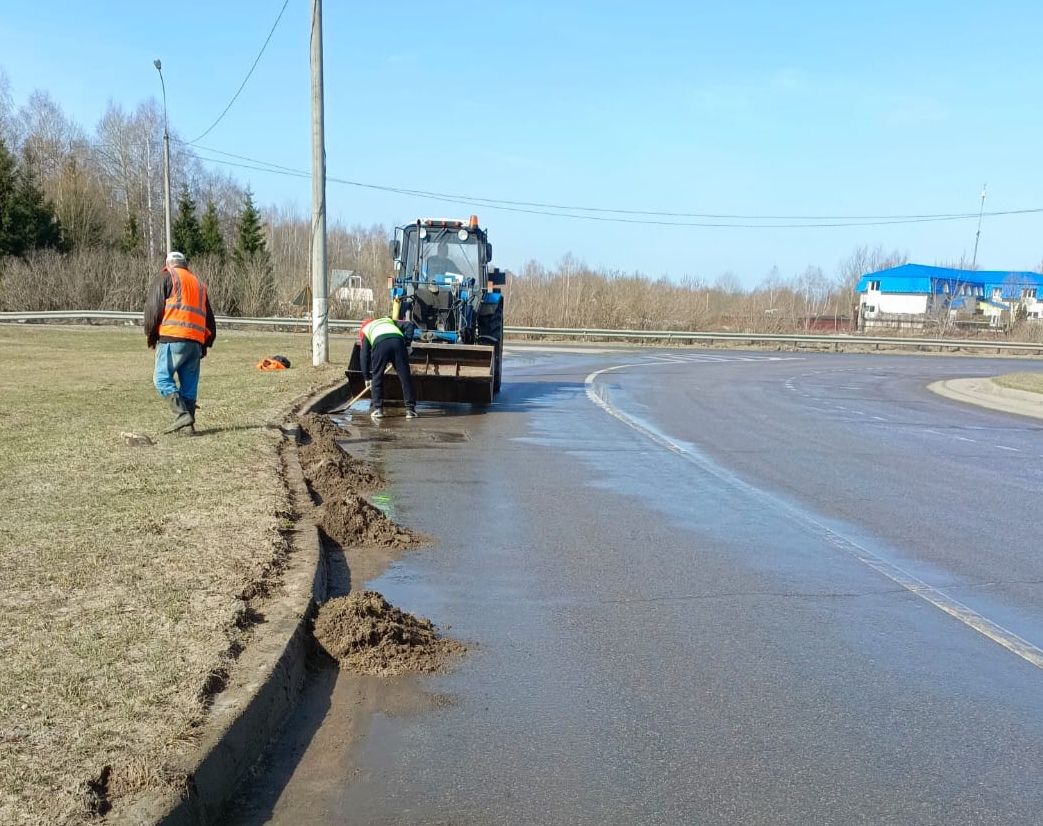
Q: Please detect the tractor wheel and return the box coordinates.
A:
[494,336,503,394]
[490,306,504,394]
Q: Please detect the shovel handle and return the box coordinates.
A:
[329,384,370,413]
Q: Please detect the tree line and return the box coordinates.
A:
[7,68,1032,337]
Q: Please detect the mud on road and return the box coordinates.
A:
[296,414,462,675]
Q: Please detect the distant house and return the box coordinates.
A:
[855,264,1043,329]
[291,270,375,315]
[330,270,374,306]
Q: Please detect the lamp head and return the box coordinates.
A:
[153,59,162,71]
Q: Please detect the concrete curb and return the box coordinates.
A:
[928,377,1043,422]
[110,380,350,826]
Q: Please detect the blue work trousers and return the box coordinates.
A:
[154,341,202,401]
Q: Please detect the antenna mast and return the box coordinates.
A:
[971,184,987,269]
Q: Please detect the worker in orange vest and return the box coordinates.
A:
[144,251,217,433]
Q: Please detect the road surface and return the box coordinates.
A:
[232,347,1043,825]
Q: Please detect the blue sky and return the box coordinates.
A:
[2,0,1042,284]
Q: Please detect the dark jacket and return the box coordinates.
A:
[144,267,217,350]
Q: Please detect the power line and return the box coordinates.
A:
[188,0,291,144]
[191,146,1043,229]
[189,141,991,222]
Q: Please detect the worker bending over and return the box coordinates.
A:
[358,317,417,419]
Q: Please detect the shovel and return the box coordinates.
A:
[328,384,370,414]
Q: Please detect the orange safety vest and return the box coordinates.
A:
[158,266,209,344]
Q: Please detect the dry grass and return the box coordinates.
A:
[0,324,349,824]
[993,372,1043,394]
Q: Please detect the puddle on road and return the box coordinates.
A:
[332,416,470,447]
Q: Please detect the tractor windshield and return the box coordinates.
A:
[403,227,480,282]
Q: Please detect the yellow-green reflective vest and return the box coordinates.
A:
[361,317,403,344]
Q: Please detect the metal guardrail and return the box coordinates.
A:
[506,325,1043,353]
[2,310,1043,354]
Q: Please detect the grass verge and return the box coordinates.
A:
[993,372,1043,394]
[0,324,349,824]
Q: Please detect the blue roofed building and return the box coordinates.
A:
[855,264,1043,330]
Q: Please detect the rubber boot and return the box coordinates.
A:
[184,398,198,435]
[165,393,194,433]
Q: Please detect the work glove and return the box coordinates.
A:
[365,380,372,390]
[146,333,157,349]
[200,346,208,359]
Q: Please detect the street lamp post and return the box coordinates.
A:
[153,59,172,255]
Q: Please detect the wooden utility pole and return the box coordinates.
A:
[310,0,329,364]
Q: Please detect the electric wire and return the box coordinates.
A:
[190,146,1043,229]
[188,0,291,144]
[192,142,987,221]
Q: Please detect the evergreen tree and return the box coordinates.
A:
[232,189,269,266]
[171,185,202,258]
[198,199,226,261]
[232,189,274,315]
[0,137,18,255]
[0,140,65,257]
[119,213,142,254]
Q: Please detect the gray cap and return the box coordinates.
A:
[166,251,187,266]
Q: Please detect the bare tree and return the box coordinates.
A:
[16,91,83,182]
[836,244,907,293]
[0,69,16,144]
[558,252,579,326]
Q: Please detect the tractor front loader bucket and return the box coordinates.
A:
[346,341,496,406]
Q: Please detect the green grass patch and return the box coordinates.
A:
[0,324,349,823]
[993,372,1043,394]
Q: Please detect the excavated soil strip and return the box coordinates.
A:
[296,415,464,675]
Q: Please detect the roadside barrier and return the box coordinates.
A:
[3,310,1043,355]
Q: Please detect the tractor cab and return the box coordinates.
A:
[390,216,505,345]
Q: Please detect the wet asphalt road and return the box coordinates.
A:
[233,347,1043,825]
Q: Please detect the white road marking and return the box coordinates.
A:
[997,445,1020,452]
[585,361,1043,673]
[954,436,976,443]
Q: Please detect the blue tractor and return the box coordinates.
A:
[346,216,506,405]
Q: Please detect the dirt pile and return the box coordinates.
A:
[297,412,346,444]
[321,493,420,549]
[297,413,419,549]
[313,591,465,675]
[297,414,383,498]
[298,414,452,673]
